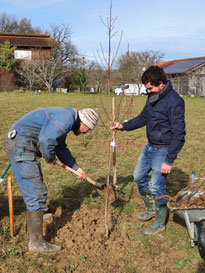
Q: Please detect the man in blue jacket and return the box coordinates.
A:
[5,106,98,252]
[112,66,186,235]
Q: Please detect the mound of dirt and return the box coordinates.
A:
[53,203,130,272]
[42,199,192,273]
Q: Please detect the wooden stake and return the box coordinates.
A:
[7,176,14,237]
[112,97,117,188]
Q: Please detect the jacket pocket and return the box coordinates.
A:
[5,136,15,153]
[15,152,41,179]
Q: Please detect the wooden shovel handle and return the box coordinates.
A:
[56,161,102,189]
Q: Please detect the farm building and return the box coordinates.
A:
[158,57,205,96]
[0,32,52,60]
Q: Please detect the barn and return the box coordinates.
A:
[0,32,52,60]
[158,57,205,97]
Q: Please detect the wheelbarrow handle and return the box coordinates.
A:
[191,170,195,190]
[56,161,102,190]
[191,171,195,184]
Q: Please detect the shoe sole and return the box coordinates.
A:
[138,213,155,221]
[28,247,61,254]
[143,225,165,235]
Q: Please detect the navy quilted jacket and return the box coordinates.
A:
[122,81,186,165]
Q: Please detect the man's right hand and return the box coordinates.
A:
[76,167,86,181]
[111,122,123,131]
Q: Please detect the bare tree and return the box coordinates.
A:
[0,14,79,91]
[32,58,64,91]
[18,17,42,34]
[117,50,164,87]
[94,0,124,239]
[95,0,122,95]
[87,61,106,92]
[49,24,78,66]
[0,13,42,33]
[17,60,38,90]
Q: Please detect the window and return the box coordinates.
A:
[14,50,32,60]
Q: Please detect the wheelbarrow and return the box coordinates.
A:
[168,171,205,260]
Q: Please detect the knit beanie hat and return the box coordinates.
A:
[78,108,98,130]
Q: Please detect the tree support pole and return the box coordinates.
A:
[112,98,118,198]
[7,176,14,237]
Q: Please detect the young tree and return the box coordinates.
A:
[95,0,124,238]
[95,1,122,95]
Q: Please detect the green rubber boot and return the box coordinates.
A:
[27,211,61,252]
[138,192,155,221]
[143,202,167,235]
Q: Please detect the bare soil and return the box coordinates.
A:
[1,184,205,272]
[41,193,201,273]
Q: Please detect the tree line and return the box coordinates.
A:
[0,12,164,92]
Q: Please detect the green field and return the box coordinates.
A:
[0,91,205,272]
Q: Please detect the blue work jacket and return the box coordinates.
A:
[9,106,80,170]
[122,81,186,165]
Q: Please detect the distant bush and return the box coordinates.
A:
[0,69,16,92]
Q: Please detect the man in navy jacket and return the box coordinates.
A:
[112,66,186,235]
[5,106,98,252]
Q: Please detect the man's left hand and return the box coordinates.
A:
[76,167,86,181]
[161,163,172,174]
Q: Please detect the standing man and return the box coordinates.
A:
[112,66,186,235]
[5,106,98,252]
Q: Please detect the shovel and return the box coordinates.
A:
[56,161,103,190]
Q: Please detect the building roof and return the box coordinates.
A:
[158,57,205,74]
[0,32,52,48]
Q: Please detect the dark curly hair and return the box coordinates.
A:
[141,66,167,86]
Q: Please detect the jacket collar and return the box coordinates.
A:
[149,80,172,105]
[72,108,80,134]
[65,106,80,133]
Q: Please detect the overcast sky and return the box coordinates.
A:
[1,0,205,62]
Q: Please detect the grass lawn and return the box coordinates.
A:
[0,91,205,272]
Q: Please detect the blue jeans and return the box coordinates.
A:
[133,143,168,203]
[5,137,48,212]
